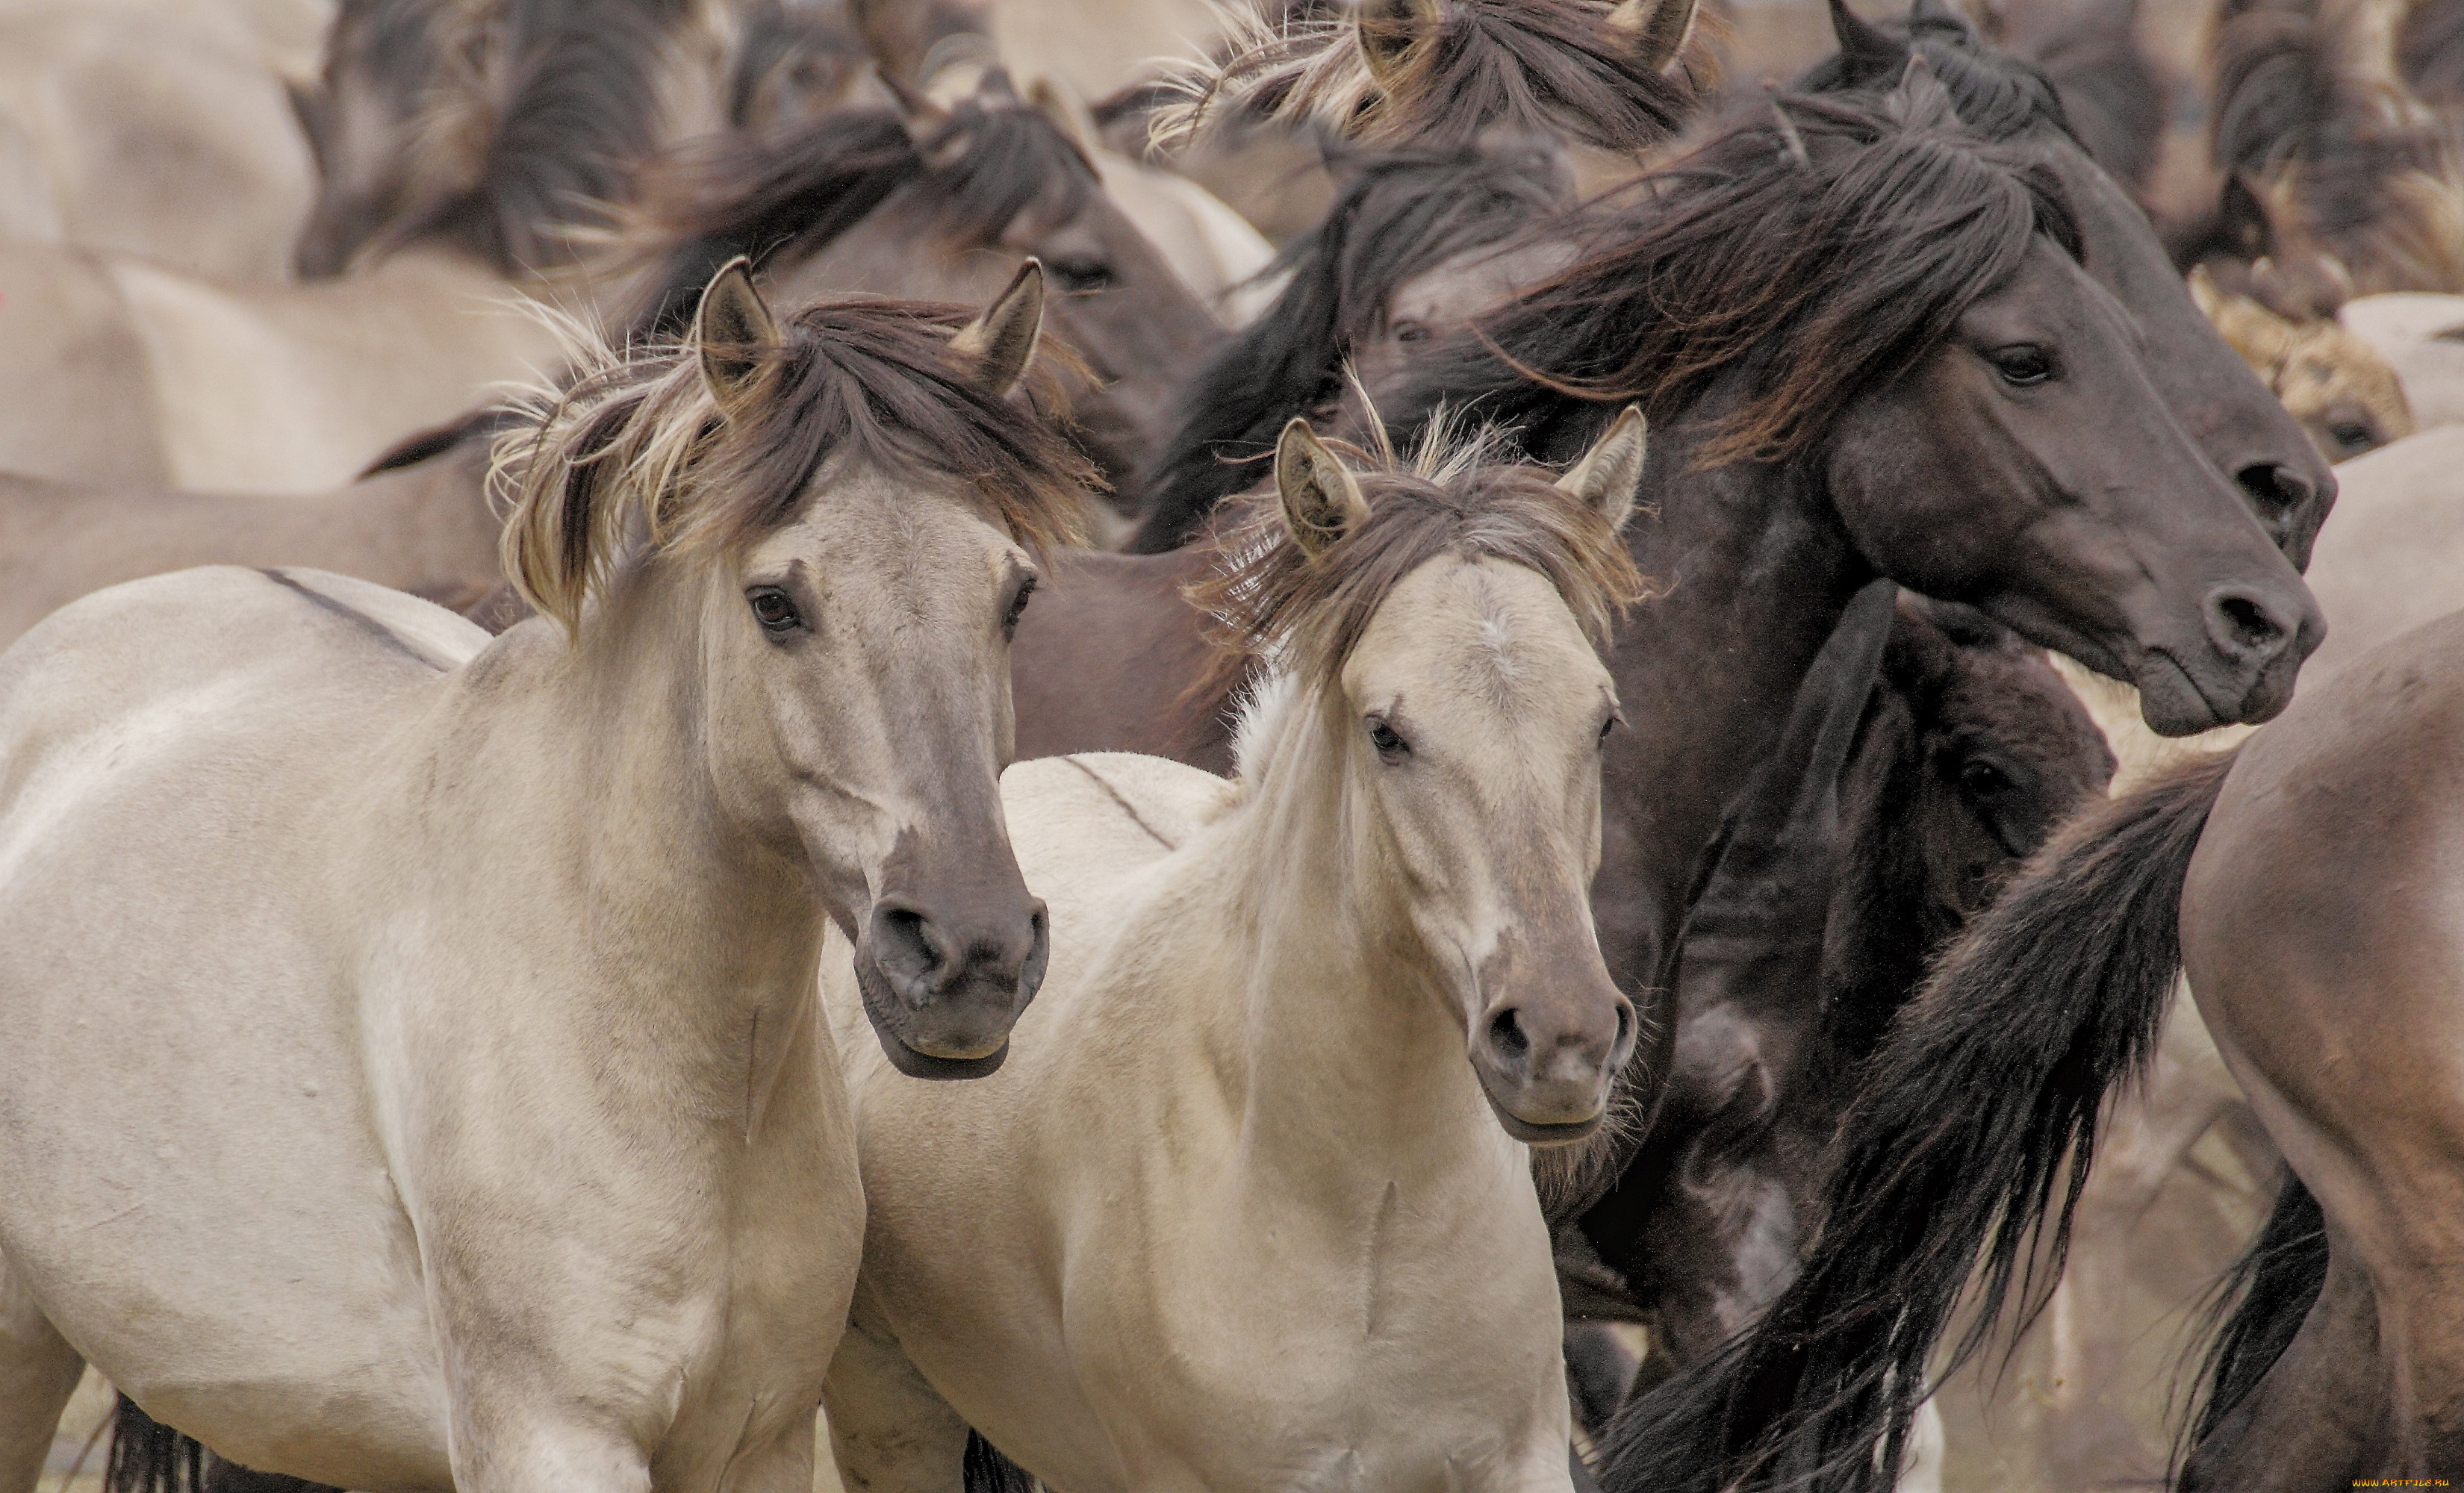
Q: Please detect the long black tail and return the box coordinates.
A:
[108,1397,331,1493]
[2175,1173,2328,1475]
[1598,746,2241,1493]
[962,1430,1038,1493]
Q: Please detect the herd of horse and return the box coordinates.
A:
[1,0,2464,1489]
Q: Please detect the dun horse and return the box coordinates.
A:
[0,267,1083,1493]
[822,412,1649,1493]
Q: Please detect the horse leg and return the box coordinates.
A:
[822,1294,971,1493]
[2180,1246,2383,1490]
[0,1249,84,1493]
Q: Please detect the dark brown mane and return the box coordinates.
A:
[499,297,1092,629]
[1157,0,1694,154]
[625,83,1100,340]
[1379,81,2080,468]
[1189,434,1644,689]
[1131,135,1572,552]
[2204,0,2464,296]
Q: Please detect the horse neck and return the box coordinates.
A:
[1596,391,1873,994]
[1198,687,1505,1193]
[451,564,824,1037]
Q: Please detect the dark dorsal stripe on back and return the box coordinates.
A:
[624,84,1100,342]
[1130,137,1571,553]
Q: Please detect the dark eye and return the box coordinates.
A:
[1367,715,1410,761]
[1989,344,2053,387]
[1599,711,1622,746]
[1392,319,1430,344]
[1001,573,1036,639]
[747,586,803,637]
[1958,758,2011,796]
[1048,258,1115,293]
[2329,420,2377,454]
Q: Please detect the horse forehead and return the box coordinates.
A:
[749,470,1016,595]
[1345,557,1605,720]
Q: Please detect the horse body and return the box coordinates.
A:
[824,421,1648,1493]
[0,278,1081,1492]
[2343,290,2464,430]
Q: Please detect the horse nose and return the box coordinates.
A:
[863,894,1049,1060]
[1478,986,1634,1136]
[2203,584,2299,672]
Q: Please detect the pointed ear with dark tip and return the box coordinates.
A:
[695,257,782,413]
[1828,0,1907,80]
[1027,77,1095,152]
[1608,0,1699,74]
[951,259,1045,396]
[1275,418,1369,555]
[2218,172,2277,261]
[1357,0,1442,90]
[1556,406,1648,533]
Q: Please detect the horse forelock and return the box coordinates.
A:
[1417,89,2076,467]
[1188,426,1643,696]
[495,298,1092,632]
[622,96,1100,340]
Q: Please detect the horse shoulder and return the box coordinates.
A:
[1001,751,1233,894]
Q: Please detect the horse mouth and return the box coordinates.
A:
[1480,1088,1607,1147]
[877,1029,1012,1081]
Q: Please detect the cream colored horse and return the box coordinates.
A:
[821,411,1650,1492]
[2343,290,2464,432]
[0,265,1082,1493]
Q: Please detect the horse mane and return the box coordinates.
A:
[1191,420,1645,694]
[325,0,707,272]
[2206,0,2464,295]
[1130,136,1572,553]
[1149,0,1694,154]
[1795,0,2077,145]
[1377,79,2082,470]
[494,297,1092,631]
[623,82,1100,340]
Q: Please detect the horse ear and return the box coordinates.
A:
[694,257,782,414]
[1608,0,1699,74]
[1827,0,1907,80]
[2186,264,2228,319]
[1027,76,1096,153]
[1557,406,1648,534]
[1357,0,1441,90]
[1275,418,1369,555]
[952,259,1045,396]
[1886,52,1962,128]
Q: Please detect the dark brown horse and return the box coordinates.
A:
[623,69,1225,504]
[1575,585,2113,1411]
[1597,609,2464,1492]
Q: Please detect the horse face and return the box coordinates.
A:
[293,4,484,278]
[1339,555,1634,1144]
[712,466,1048,1081]
[1824,237,2325,738]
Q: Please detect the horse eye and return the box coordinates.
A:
[1392,320,1431,344]
[1049,258,1115,293]
[747,587,803,636]
[1598,711,1622,746]
[1367,716,1410,761]
[1002,574,1037,638]
[1959,758,2010,795]
[1990,344,2054,387]
[2330,421,2376,453]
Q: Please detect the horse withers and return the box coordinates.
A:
[0,265,1084,1493]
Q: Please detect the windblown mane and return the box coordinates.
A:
[494,298,1092,630]
[1189,421,1645,691]
[1150,0,1695,153]
[314,0,712,272]
[1375,81,2081,469]
[1131,136,1572,552]
[2203,0,2464,296]
[623,84,1100,338]
[1795,0,2076,144]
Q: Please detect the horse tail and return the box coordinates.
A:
[2174,1172,2328,1476]
[106,1396,206,1493]
[1598,745,2240,1493]
[962,1430,1039,1493]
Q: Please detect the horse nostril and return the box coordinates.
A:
[2206,588,2291,661]
[1613,1002,1634,1052]
[1488,1009,1531,1064]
